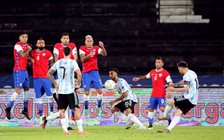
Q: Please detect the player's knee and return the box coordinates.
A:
[125,108,132,115]
[167,99,174,106]
[15,88,21,94]
[36,98,42,104]
[148,108,154,112]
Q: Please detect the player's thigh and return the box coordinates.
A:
[148,97,158,109]
[82,72,91,91]
[73,93,80,108]
[58,94,69,110]
[42,78,53,97]
[174,96,195,115]
[34,78,43,98]
[67,93,75,109]
[92,71,102,89]
[124,100,136,113]
[22,71,29,88]
[13,70,28,88]
[115,102,125,113]
[158,98,166,108]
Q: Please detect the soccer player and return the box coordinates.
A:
[157,61,199,133]
[47,47,87,135]
[5,32,32,120]
[132,57,172,129]
[79,35,107,118]
[30,38,54,124]
[109,68,146,130]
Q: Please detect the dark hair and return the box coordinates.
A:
[61,32,69,38]
[38,37,44,41]
[177,61,188,68]
[109,68,119,74]
[156,56,164,62]
[19,31,28,36]
[63,47,71,56]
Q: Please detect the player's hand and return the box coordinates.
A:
[132,77,139,82]
[89,50,95,57]
[27,46,32,52]
[55,84,59,93]
[109,100,116,106]
[99,41,104,48]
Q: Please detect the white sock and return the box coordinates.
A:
[65,107,69,127]
[10,92,19,101]
[24,91,29,102]
[127,114,143,127]
[114,111,127,121]
[167,116,181,131]
[76,119,84,132]
[83,94,90,101]
[163,105,172,117]
[97,93,103,100]
[60,118,68,132]
[148,110,156,119]
[46,112,60,121]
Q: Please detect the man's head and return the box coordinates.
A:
[63,47,71,57]
[36,38,45,51]
[85,35,94,47]
[177,61,188,75]
[155,56,164,69]
[61,33,70,46]
[19,31,28,44]
[109,68,119,81]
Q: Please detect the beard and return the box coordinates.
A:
[38,47,44,51]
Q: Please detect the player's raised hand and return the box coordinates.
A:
[132,77,139,82]
[27,46,32,52]
[99,41,104,48]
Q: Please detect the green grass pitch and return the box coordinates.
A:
[0,126,223,140]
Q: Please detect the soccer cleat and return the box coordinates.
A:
[41,117,48,129]
[22,109,31,120]
[85,110,89,118]
[147,126,153,130]
[71,116,76,122]
[39,116,44,125]
[67,127,74,131]
[125,121,134,129]
[157,116,169,121]
[137,126,147,130]
[77,131,89,135]
[157,129,170,133]
[5,108,11,120]
[97,108,102,117]
[64,131,70,135]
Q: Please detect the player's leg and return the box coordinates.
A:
[92,71,103,117]
[5,71,26,120]
[112,102,127,123]
[58,94,70,134]
[43,79,54,113]
[124,100,146,129]
[158,99,175,120]
[158,98,171,125]
[72,93,88,134]
[82,72,91,118]
[21,71,30,119]
[147,97,157,129]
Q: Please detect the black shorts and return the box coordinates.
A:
[174,96,195,115]
[114,100,136,113]
[58,93,80,110]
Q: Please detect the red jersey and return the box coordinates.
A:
[53,43,77,60]
[146,69,172,98]
[30,49,53,78]
[79,46,102,73]
[13,41,30,71]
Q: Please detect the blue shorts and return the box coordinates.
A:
[148,97,166,109]
[13,70,29,88]
[34,78,52,98]
[82,70,102,91]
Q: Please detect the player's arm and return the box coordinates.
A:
[47,69,57,87]
[166,82,189,92]
[132,75,147,82]
[74,69,82,87]
[49,58,54,68]
[53,53,59,62]
[80,53,92,62]
[110,92,128,105]
[18,46,32,57]
[73,53,78,61]
[99,41,107,56]
[173,80,184,86]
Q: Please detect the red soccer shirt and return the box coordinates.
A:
[53,43,77,60]
[13,41,30,71]
[146,69,172,98]
[30,49,53,78]
[79,46,102,73]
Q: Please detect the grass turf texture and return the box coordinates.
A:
[0,126,223,140]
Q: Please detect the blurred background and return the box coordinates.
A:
[0,0,223,87]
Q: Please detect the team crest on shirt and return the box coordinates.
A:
[42,53,46,56]
[159,73,163,77]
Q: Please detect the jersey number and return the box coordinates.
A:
[60,66,66,79]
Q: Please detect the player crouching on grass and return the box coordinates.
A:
[108,68,146,130]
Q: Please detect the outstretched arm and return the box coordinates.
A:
[99,41,107,56]
[132,75,147,82]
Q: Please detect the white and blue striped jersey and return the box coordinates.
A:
[115,78,137,102]
[183,70,199,105]
[51,58,79,94]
